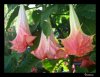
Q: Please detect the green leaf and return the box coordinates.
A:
[75,66,88,73]
[42,4,58,16]
[4,55,17,73]
[14,52,41,73]
[4,46,11,55]
[32,10,41,31]
[4,4,18,18]
[41,18,52,37]
[6,6,19,31]
[11,51,22,61]
[76,4,96,21]
[4,55,12,71]
[40,5,58,37]
[56,4,69,15]
[32,10,41,26]
[7,4,18,13]
[91,69,96,73]
[90,51,96,62]
[42,59,59,72]
[76,4,96,35]
[78,15,96,35]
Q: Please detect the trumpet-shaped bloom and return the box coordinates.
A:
[61,5,95,57]
[10,5,36,53]
[31,31,68,59]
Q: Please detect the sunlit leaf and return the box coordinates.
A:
[6,6,19,31]
[7,4,18,13]
[42,59,59,72]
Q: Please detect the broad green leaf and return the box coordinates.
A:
[91,69,96,73]
[41,18,52,37]
[32,10,41,31]
[14,52,41,73]
[32,10,41,26]
[4,46,11,56]
[42,59,59,72]
[11,52,22,61]
[90,51,96,62]
[79,16,96,35]
[56,4,69,15]
[4,55,17,73]
[75,66,88,73]
[4,4,18,18]
[4,55,12,71]
[40,5,58,37]
[7,4,18,13]
[75,4,96,35]
[76,4,96,21]
[44,5,58,15]
[6,6,19,31]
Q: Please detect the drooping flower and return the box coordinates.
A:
[61,4,95,57]
[10,5,36,53]
[31,31,68,59]
[74,56,95,68]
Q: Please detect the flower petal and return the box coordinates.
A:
[61,5,95,57]
[10,5,36,53]
[31,31,68,59]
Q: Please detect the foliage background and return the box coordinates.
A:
[4,4,96,73]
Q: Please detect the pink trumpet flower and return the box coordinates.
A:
[31,31,68,59]
[10,5,36,53]
[61,5,95,57]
